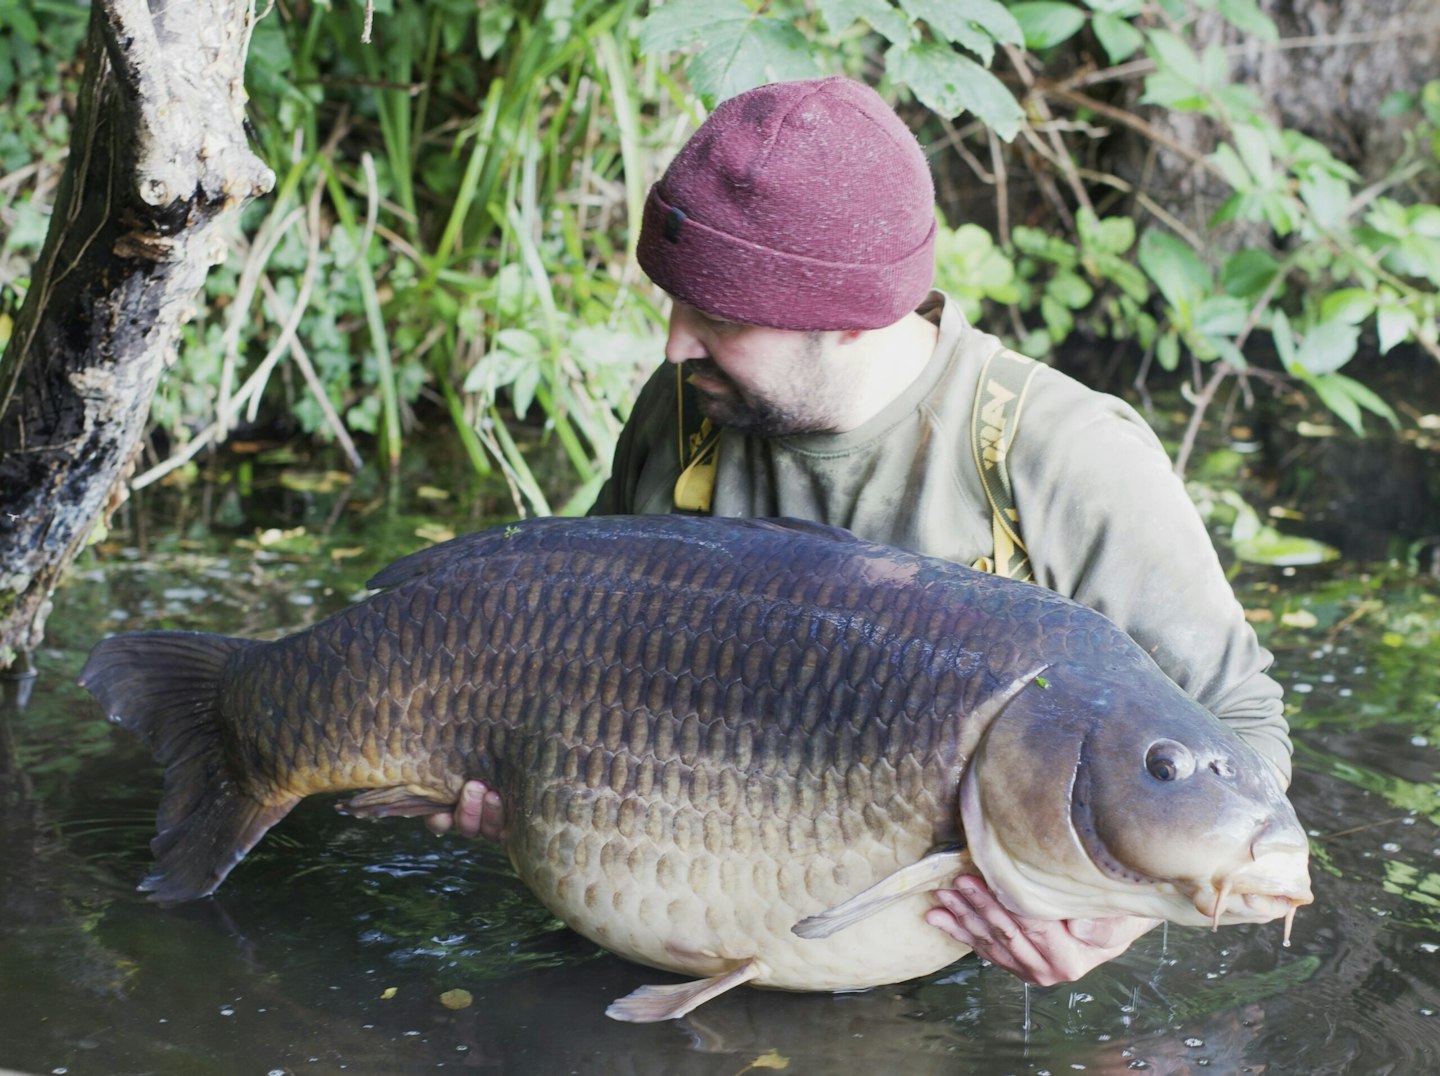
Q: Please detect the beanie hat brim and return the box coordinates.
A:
[639,185,937,332]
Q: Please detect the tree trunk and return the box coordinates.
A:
[0,0,273,670]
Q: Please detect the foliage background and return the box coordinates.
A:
[1,0,1437,520]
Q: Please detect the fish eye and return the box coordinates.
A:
[1145,740,1196,782]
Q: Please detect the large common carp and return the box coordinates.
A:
[81,516,1311,1022]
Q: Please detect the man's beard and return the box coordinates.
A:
[683,338,833,438]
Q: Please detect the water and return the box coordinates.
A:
[3,479,1438,1075]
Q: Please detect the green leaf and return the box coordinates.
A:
[1091,12,1143,63]
[1208,143,1252,190]
[901,0,1023,48]
[1049,269,1094,308]
[1010,2,1087,49]
[1156,330,1180,371]
[477,6,515,60]
[1292,321,1360,376]
[1144,29,1202,85]
[900,0,1007,63]
[1216,0,1279,42]
[1138,231,1210,311]
[1378,90,1416,119]
[1318,288,1374,326]
[1041,292,1075,340]
[817,0,913,43]
[1220,248,1279,298]
[639,0,749,52]
[1299,171,1352,230]
[1305,372,1397,435]
[1193,294,1249,336]
[1082,0,1144,15]
[1377,303,1417,355]
[641,2,827,104]
[1269,308,1296,370]
[886,41,1025,139]
[1232,124,1273,186]
[1076,209,1135,255]
[1139,71,1208,111]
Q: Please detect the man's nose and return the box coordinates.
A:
[664,305,705,365]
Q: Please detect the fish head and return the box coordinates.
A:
[958,661,1312,934]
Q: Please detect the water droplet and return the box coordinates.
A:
[1292,682,1314,694]
[1383,842,1401,853]
[219,1006,235,1017]
[1412,735,1431,747]
[1184,1038,1205,1048]
[1419,1008,1435,1016]
[1127,1061,1150,1070]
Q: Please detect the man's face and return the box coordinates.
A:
[665,301,848,437]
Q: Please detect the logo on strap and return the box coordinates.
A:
[970,348,1041,582]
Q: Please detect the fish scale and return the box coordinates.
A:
[81,515,1312,1022]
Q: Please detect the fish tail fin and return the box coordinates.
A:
[80,631,300,904]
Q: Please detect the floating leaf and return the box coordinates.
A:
[746,1049,790,1070]
[380,986,398,1000]
[439,988,473,1010]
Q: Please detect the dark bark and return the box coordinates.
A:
[0,0,273,669]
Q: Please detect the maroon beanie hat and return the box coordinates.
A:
[637,76,936,331]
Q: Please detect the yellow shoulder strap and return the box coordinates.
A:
[673,366,720,513]
[970,347,1041,582]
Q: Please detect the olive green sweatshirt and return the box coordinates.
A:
[592,292,1292,784]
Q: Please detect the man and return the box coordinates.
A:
[429,76,1292,987]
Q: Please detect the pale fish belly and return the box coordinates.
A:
[506,776,972,992]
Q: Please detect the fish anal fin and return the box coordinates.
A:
[339,785,457,819]
[606,959,762,1023]
[792,848,975,940]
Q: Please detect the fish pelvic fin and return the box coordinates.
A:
[339,786,459,819]
[606,959,763,1023]
[80,630,297,904]
[791,848,975,940]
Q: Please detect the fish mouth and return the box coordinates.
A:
[1189,857,1314,943]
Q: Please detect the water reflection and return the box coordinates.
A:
[3,484,1439,1075]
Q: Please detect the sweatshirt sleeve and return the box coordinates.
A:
[1010,369,1293,786]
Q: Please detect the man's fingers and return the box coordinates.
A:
[427,781,504,842]
[453,781,490,839]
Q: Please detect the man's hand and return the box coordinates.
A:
[925,875,1158,986]
[426,779,506,843]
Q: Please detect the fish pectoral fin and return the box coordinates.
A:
[605,960,762,1023]
[338,785,456,819]
[791,848,975,940]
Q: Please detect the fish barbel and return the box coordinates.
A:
[80,516,1312,1021]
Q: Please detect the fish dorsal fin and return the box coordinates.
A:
[790,847,975,940]
[365,516,867,592]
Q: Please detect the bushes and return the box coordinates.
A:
[3,0,1436,509]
